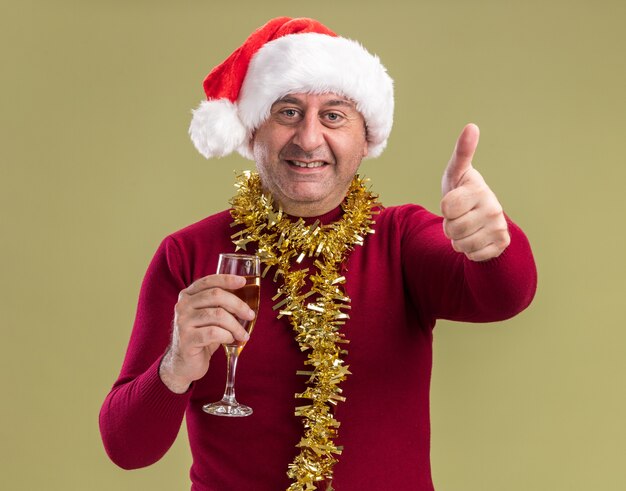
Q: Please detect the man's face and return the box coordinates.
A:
[251,93,368,217]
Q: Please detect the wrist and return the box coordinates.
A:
[158,351,193,394]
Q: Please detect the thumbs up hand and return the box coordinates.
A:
[440,124,510,262]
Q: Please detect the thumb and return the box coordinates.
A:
[442,123,480,196]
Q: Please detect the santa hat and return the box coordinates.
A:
[189,17,394,160]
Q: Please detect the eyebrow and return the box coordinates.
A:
[273,95,356,109]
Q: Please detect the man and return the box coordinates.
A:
[100,17,536,491]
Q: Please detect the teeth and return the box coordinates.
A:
[291,160,325,168]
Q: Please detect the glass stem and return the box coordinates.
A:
[222,345,240,405]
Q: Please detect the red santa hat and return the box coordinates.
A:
[189,17,394,160]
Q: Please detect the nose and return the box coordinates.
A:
[292,112,325,153]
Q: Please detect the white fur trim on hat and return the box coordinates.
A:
[238,33,394,159]
[189,99,249,159]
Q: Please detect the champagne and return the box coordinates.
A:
[205,253,260,417]
[226,275,260,351]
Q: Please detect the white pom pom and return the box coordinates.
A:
[188,99,248,159]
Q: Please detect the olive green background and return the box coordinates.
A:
[2,0,624,489]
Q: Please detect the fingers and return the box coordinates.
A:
[186,285,256,322]
[185,273,246,295]
[448,215,510,261]
[189,325,239,349]
[161,273,257,390]
[442,123,480,195]
[191,305,251,337]
[460,238,511,262]
[453,123,480,165]
[176,303,251,346]
[441,184,482,220]
[443,209,483,240]
[175,274,256,347]
[449,225,508,254]
[442,181,509,262]
[439,124,511,261]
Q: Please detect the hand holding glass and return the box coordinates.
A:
[203,253,260,417]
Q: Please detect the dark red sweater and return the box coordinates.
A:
[100,204,537,490]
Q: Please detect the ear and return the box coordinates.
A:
[361,124,369,157]
[361,119,370,157]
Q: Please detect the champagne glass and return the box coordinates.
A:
[203,253,260,417]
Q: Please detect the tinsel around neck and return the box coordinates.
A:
[229,171,380,490]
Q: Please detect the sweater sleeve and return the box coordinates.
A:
[99,236,192,469]
[399,205,537,324]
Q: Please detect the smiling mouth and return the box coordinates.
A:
[287,160,327,168]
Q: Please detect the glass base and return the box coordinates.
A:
[203,401,253,417]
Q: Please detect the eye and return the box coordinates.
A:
[322,112,346,126]
[282,109,299,118]
[273,107,303,125]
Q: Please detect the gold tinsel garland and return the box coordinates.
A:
[229,171,380,490]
